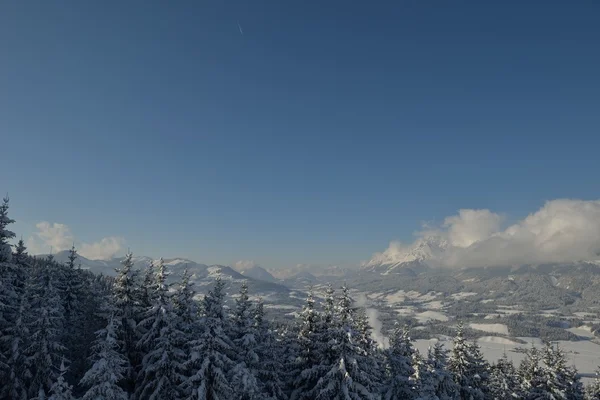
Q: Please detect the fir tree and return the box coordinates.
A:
[586,367,600,400]
[27,262,66,398]
[412,350,438,400]
[383,324,416,400]
[80,313,129,400]
[254,298,288,400]
[113,252,141,392]
[541,343,584,400]
[0,283,31,400]
[48,359,74,400]
[290,288,322,400]
[0,196,15,263]
[135,259,186,400]
[184,278,235,400]
[13,238,28,268]
[230,281,260,400]
[427,343,459,400]
[311,285,378,400]
[488,353,519,399]
[448,323,485,400]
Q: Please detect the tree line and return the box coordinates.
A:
[2,197,600,400]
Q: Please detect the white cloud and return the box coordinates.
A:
[80,237,125,260]
[27,221,125,260]
[369,199,600,268]
[234,260,259,271]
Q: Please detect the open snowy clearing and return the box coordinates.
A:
[469,323,509,335]
[450,292,477,300]
[415,310,449,322]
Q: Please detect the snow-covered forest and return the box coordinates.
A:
[2,197,600,400]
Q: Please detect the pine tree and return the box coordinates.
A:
[61,245,87,384]
[518,346,548,399]
[113,252,141,392]
[586,367,600,400]
[0,283,31,400]
[230,281,261,400]
[448,323,485,400]
[80,313,129,400]
[173,268,198,336]
[27,261,66,398]
[48,359,74,400]
[254,298,288,400]
[0,195,17,383]
[541,343,584,400]
[311,285,378,400]
[135,258,186,400]
[383,324,416,400]
[184,278,235,400]
[13,238,28,268]
[0,196,15,263]
[427,343,459,400]
[488,353,519,399]
[412,350,438,400]
[290,288,324,400]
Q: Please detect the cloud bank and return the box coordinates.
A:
[370,199,600,268]
[27,221,125,260]
[234,260,259,271]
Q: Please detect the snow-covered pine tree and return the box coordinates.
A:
[412,350,438,400]
[311,285,378,400]
[27,259,66,398]
[448,323,485,400]
[80,312,129,400]
[518,346,548,399]
[184,278,235,400]
[13,238,28,268]
[61,245,87,384]
[467,340,490,398]
[0,196,15,263]
[290,288,323,400]
[0,195,17,382]
[586,367,600,400]
[173,268,198,337]
[230,281,261,400]
[541,343,584,400]
[139,261,156,311]
[254,298,288,400]
[427,343,459,400]
[383,324,416,400]
[135,258,186,400]
[113,252,141,392]
[0,280,31,400]
[48,358,74,400]
[355,308,383,391]
[488,352,519,400]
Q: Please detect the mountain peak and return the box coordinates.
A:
[363,236,448,273]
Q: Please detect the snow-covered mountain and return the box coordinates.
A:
[234,264,278,283]
[363,236,448,274]
[48,250,290,295]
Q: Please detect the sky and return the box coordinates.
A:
[2,1,600,269]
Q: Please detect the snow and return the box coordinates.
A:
[264,304,299,310]
[414,336,600,380]
[567,326,595,339]
[469,323,509,335]
[423,300,444,310]
[415,311,449,323]
[450,292,477,300]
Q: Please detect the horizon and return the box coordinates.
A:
[3,1,600,269]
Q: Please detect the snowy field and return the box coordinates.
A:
[469,323,509,335]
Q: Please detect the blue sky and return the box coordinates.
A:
[2,1,600,268]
